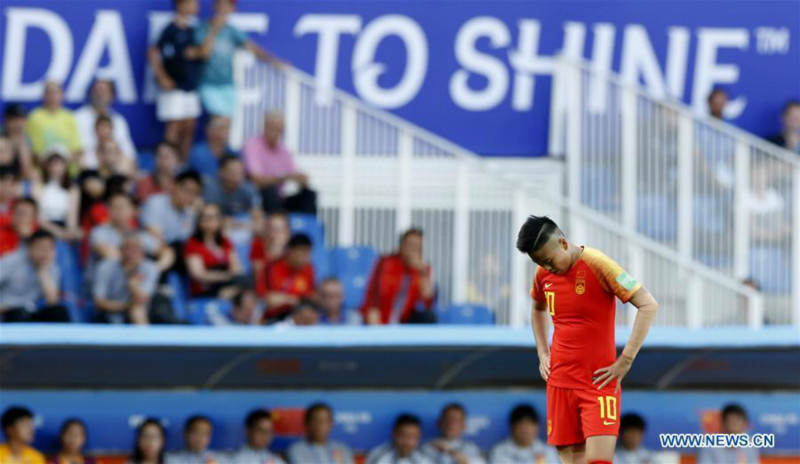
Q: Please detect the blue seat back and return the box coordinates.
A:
[329,246,378,310]
[438,304,495,325]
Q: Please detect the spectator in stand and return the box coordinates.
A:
[184,203,245,298]
[361,228,435,325]
[75,79,136,168]
[275,299,321,326]
[422,403,485,464]
[768,100,800,154]
[141,170,202,248]
[148,0,203,159]
[243,111,317,214]
[92,233,163,325]
[209,287,262,325]
[136,142,181,204]
[77,171,110,244]
[250,211,290,277]
[94,127,136,179]
[0,230,69,322]
[32,152,81,241]
[2,105,35,180]
[366,414,431,464]
[189,116,236,176]
[319,277,359,325]
[614,413,651,464]
[699,403,759,464]
[0,167,20,229]
[707,88,728,120]
[195,0,283,120]
[202,155,261,238]
[26,81,82,165]
[288,403,354,464]
[131,419,167,464]
[0,406,45,464]
[488,404,558,464]
[166,415,219,464]
[229,409,285,464]
[258,233,315,322]
[0,198,38,256]
[52,419,95,464]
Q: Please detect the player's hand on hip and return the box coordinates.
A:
[538,352,550,381]
[593,355,633,393]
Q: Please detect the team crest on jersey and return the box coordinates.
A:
[575,271,586,295]
[547,419,553,435]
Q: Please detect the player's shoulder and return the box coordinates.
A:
[580,246,620,272]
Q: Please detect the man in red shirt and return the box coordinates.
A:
[516,216,659,464]
[258,233,315,322]
[0,197,38,256]
[360,228,435,325]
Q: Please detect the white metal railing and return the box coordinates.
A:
[233,52,772,328]
[550,57,799,326]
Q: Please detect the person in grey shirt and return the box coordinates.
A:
[367,414,432,464]
[422,403,485,464]
[287,403,354,464]
[203,155,261,218]
[698,403,759,464]
[488,404,558,464]
[228,408,286,464]
[92,233,160,325]
[614,413,653,464]
[141,170,203,244]
[166,415,221,464]
[0,230,69,322]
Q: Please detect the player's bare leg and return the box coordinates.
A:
[556,443,585,464]
[584,435,616,463]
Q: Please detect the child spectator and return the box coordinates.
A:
[75,79,136,167]
[2,104,35,180]
[92,233,163,325]
[229,409,285,464]
[361,228,435,325]
[135,142,181,204]
[0,406,45,464]
[614,413,652,464]
[698,403,759,464]
[422,403,485,464]
[184,203,245,298]
[78,171,110,237]
[243,112,316,214]
[33,152,81,241]
[250,211,290,277]
[0,230,69,322]
[195,0,283,121]
[0,166,20,229]
[258,233,315,322]
[95,133,135,179]
[0,198,39,257]
[53,419,95,464]
[288,403,354,464]
[189,116,236,176]
[148,0,203,158]
[488,404,558,464]
[366,414,431,464]
[131,418,167,464]
[26,81,82,164]
[165,415,219,464]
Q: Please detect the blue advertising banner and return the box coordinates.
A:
[1,0,798,156]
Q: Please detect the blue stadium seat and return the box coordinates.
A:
[438,304,495,325]
[55,240,83,322]
[166,272,189,321]
[187,298,233,325]
[289,214,329,283]
[235,239,252,275]
[750,246,791,294]
[329,246,378,309]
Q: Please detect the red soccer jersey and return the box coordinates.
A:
[531,246,642,390]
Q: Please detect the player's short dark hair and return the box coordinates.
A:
[721,403,748,422]
[440,403,466,419]
[245,409,272,429]
[400,228,423,246]
[394,413,422,431]
[620,413,646,432]
[1,406,33,432]
[184,415,212,432]
[176,169,203,188]
[509,404,539,425]
[782,100,800,115]
[305,402,333,425]
[219,154,242,169]
[28,229,55,245]
[516,215,563,255]
[288,233,312,249]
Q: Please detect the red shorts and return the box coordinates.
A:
[546,384,621,446]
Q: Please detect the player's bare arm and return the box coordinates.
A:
[593,286,659,392]
[531,299,551,381]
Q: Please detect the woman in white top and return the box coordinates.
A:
[34,152,81,240]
